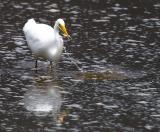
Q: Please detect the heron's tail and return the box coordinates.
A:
[23,19,36,33]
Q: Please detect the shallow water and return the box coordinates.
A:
[0,0,160,131]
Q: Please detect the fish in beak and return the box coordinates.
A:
[59,24,71,39]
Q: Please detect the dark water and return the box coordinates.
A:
[0,0,160,131]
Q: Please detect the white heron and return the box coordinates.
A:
[23,18,70,68]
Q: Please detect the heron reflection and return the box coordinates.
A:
[24,76,62,119]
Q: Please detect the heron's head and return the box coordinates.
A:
[57,19,71,39]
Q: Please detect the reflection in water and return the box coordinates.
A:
[24,76,62,119]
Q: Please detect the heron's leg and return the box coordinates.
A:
[35,59,38,68]
[48,61,58,78]
[49,61,58,70]
[50,61,53,69]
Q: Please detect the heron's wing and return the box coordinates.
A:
[23,20,55,54]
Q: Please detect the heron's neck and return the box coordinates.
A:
[53,22,59,34]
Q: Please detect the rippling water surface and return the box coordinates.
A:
[0,0,160,131]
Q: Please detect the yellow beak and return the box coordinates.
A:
[59,24,71,39]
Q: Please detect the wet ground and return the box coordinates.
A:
[0,0,160,131]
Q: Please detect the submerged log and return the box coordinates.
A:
[76,70,128,81]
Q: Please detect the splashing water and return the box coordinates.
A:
[63,47,84,72]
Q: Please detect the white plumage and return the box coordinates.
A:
[23,18,70,67]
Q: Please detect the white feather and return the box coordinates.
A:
[23,18,64,62]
